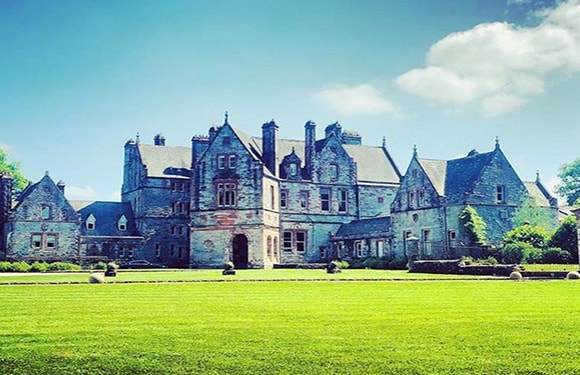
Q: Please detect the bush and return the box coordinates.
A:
[504,225,551,249]
[0,261,12,272]
[541,247,572,264]
[89,262,108,270]
[502,242,532,264]
[47,262,81,272]
[9,261,32,273]
[30,261,49,272]
[333,260,349,269]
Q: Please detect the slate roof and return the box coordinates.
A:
[333,216,391,240]
[524,181,555,207]
[77,201,140,237]
[416,150,496,201]
[137,144,191,179]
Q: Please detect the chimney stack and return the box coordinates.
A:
[262,120,278,175]
[304,121,316,180]
[154,134,166,146]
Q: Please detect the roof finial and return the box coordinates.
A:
[495,136,500,150]
[382,136,386,148]
[536,169,541,182]
[413,144,418,157]
[224,111,229,125]
[136,132,140,144]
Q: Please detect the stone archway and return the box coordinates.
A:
[232,234,249,269]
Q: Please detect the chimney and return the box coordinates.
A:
[262,119,278,175]
[154,134,166,146]
[57,180,66,195]
[0,173,13,222]
[325,122,342,141]
[304,121,316,180]
[191,135,210,169]
[208,126,219,143]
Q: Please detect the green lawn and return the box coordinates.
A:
[1,278,580,374]
[0,269,490,284]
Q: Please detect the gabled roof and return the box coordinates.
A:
[416,158,447,196]
[524,180,557,208]
[13,174,76,215]
[444,151,495,199]
[334,216,391,240]
[77,201,140,236]
[137,144,191,179]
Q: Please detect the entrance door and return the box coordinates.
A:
[232,234,249,269]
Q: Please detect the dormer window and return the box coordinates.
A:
[118,215,128,231]
[41,206,51,220]
[289,163,298,176]
[86,214,96,230]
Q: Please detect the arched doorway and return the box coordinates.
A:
[232,234,249,269]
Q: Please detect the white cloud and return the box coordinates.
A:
[65,185,98,201]
[395,0,580,117]
[312,83,398,116]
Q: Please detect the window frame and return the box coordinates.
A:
[320,187,331,212]
[280,190,288,209]
[338,188,348,212]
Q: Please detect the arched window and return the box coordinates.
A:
[267,236,272,260]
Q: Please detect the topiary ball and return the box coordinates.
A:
[566,271,580,280]
[509,271,523,280]
[89,273,105,284]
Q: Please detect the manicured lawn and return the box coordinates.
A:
[1,278,580,374]
[0,269,489,284]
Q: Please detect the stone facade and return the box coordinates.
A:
[390,142,559,261]
[0,116,562,268]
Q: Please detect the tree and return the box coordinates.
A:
[459,205,487,246]
[503,224,551,249]
[548,216,578,263]
[556,157,580,206]
[0,148,28,193]
[512,197,556,230]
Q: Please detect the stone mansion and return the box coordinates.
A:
[0,116,560,268]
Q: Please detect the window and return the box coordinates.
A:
[280,190,288,209]
[31,234,42,249]
[407,191,415,208]
[338,189,348,212]
[330,164,338,180]
[273,236,279,261]
[289,163,298,176]
[31,233,58,250]
[496,185,506,203]
[86,214,96,230]
[320,187,331,211]
[155,244,161,258]
[217,155,226,169]
[45,234,57,249]
[300,191,309,209]
[296,231,306,252]
[283,231,293,251]
[41,206,51,220]
[169,244,176,257]
[270,185,275,209]
[127,248,134,258]
[283,230,307,252]
[319,246,326,259]
[267,236,272,258]
[223,136,231,146]
[422,229,431,255]
[178,226,184,236]
[118,215,127,231]
[173,201,189,214]
[418,190,425,207]
[228,155,237,169]
[355,241,363,257]
[376,240,385,258]
[378,197,384,204]
[216,181,237,207]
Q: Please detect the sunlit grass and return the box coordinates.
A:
[1,280,580,374]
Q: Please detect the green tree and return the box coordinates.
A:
[512,197,556,230]
[0,148,27,193]
[459,205,487,246]
[556,157,580,206]
[548,216,578,263]
[504,224,551,249]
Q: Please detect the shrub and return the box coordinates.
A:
[502,242,532,264]
[9,261,32,273]
[47,262,81,272]
[0,261,12,272]
[549,216,578,263]
[30,261,49,273]
[332,260,349,269]
[89,262,108,270]
[459,205,487,246]
[504,225,551,249]
[362,257,383,269]
[541,247,572,264]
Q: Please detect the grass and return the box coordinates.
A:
[0,268,490,284]
[1,276,580,374]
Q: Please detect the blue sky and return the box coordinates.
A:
[1,0,579,202]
